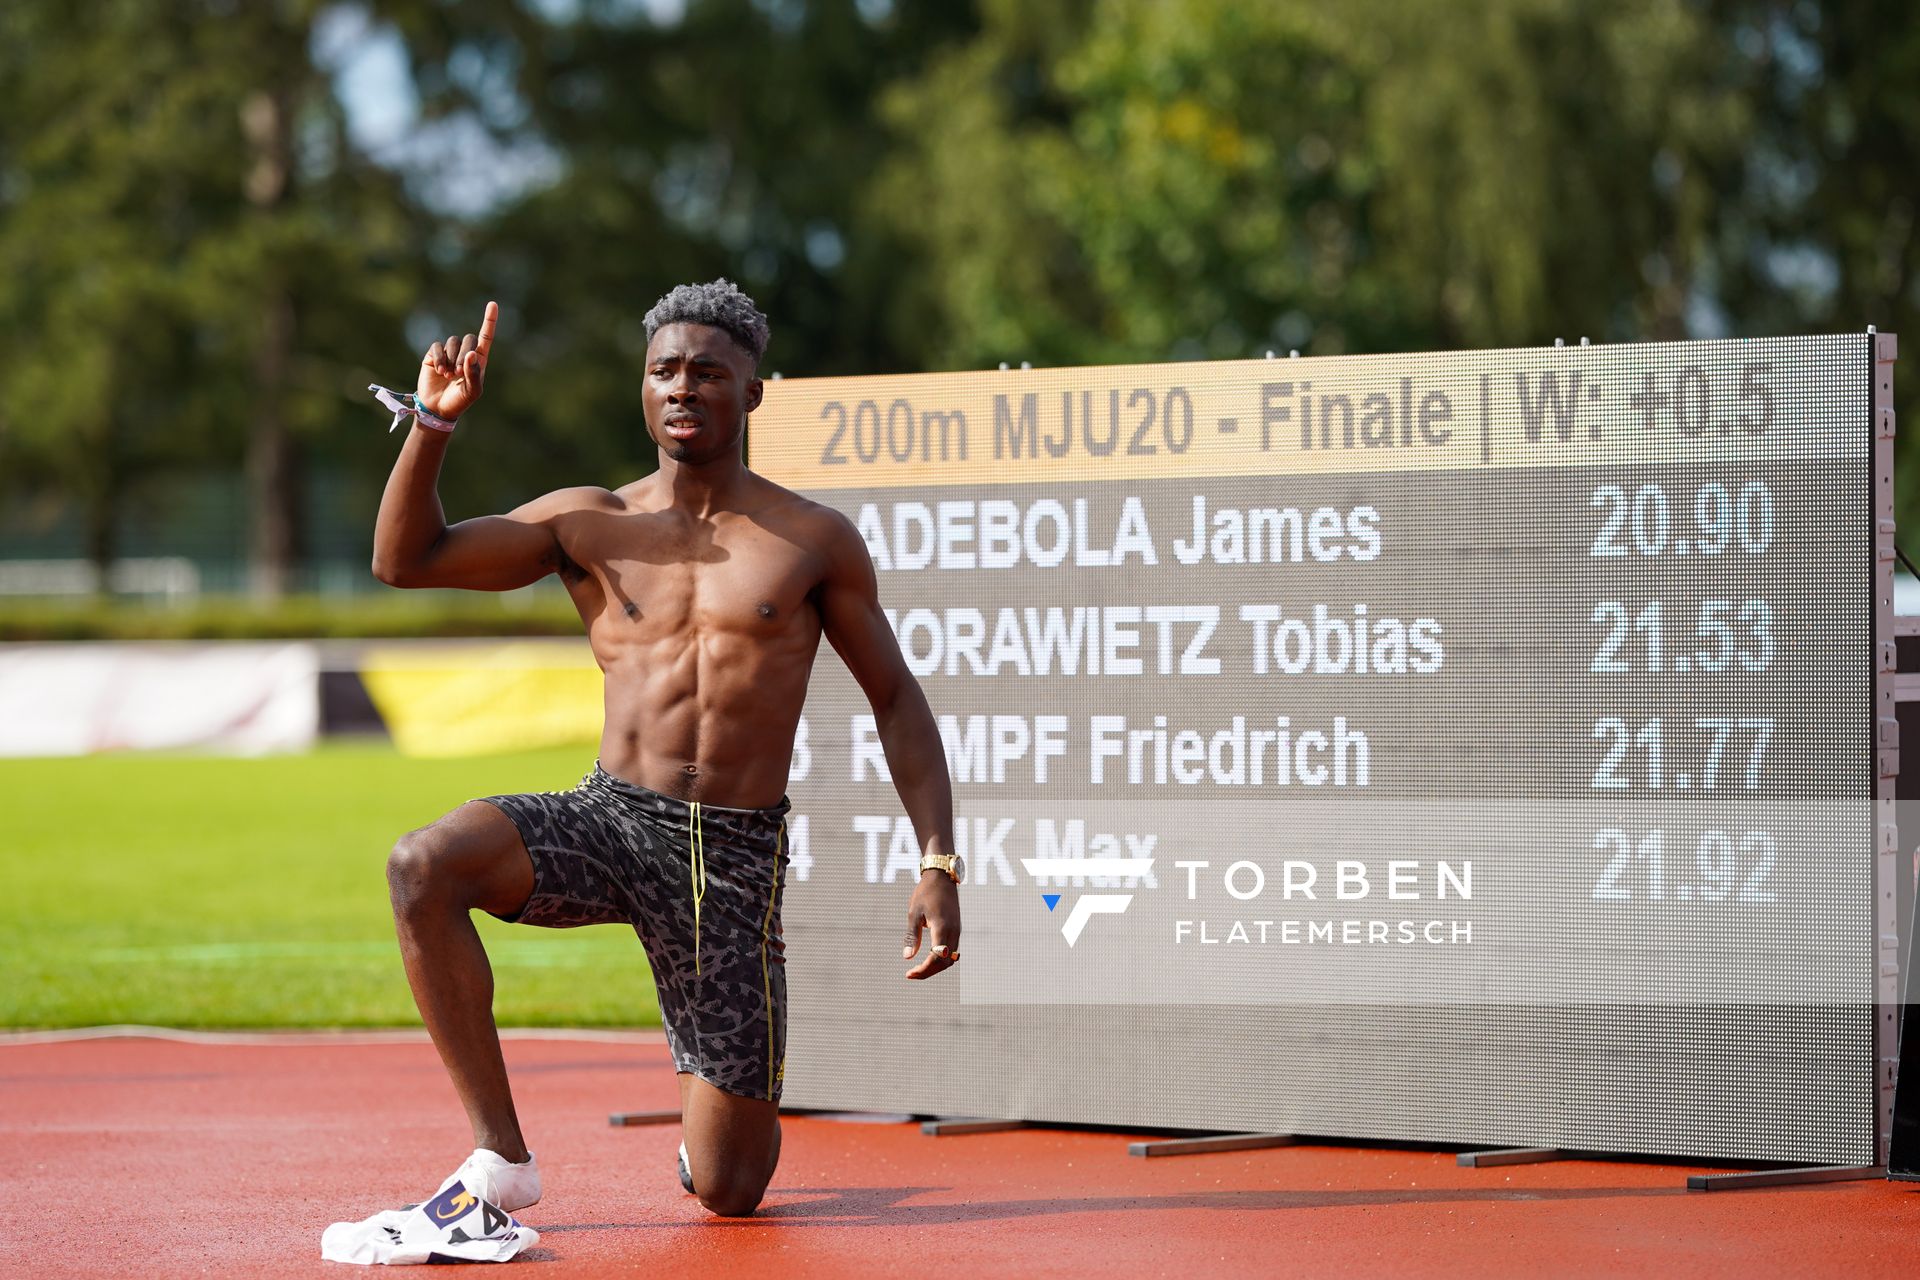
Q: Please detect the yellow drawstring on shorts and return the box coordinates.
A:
[688,802,707,977]
[759,822,784,1099]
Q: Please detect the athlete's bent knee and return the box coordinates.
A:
[697,1173,768,1218]
[386,828,454,915]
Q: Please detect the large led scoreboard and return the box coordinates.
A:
[755,333,1899,1165]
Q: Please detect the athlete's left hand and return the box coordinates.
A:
[903,872,962,980]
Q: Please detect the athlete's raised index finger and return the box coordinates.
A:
[475,301,499,356]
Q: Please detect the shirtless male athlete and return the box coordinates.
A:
[368,280,961,1220]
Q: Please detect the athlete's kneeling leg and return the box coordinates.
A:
[678,1072,781,1217]
[386,802,538,1161]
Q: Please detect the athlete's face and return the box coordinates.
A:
[642,323,763,465]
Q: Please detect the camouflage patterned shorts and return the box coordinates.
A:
[479,765,791,1102]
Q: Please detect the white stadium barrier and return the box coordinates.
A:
[0,643,319,756]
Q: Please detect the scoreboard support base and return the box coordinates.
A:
[1127,1134,1299,1158]
[615,1107,920,1127]
[608,1109,680,1127]
[1456,1147,1566,1168]
[920,1118,1033,1136]
[780,1109,918,1124]
[1686,1164,1884,1191]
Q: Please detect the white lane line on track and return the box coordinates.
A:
[0,1025,666,1047]
[56,940,629,967]
[76,942,401,962]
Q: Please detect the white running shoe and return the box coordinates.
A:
[437,1148,541,1213]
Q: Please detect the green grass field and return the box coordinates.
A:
[0,745,662,1028]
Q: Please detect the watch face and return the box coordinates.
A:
[951,854,967,884]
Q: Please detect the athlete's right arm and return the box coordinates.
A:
[371,445,607,591]
[370,301,609,591]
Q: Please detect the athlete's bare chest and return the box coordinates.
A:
[569,510,821,637]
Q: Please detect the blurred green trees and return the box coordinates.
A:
[2,0,1918,588]
[0,0,436,592]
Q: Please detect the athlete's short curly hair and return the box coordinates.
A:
[642,278,771,366]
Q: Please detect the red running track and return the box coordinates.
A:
[5,1031,1920,1278]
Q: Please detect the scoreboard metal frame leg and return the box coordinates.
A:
[920,1118,1033,1136]
[781,1109,918,1124]
[1456,1147,1566,1168]
[615,1107,919,1127]
[1127,1133,1298,1157]
[1687,1164,1884,1191]
[608,1108,680,1127]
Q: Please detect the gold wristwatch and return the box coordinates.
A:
[919,852,965,884]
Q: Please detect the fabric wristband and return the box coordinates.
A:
[369,383,458,433]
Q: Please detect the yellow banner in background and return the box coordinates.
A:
[360,643,602,758]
